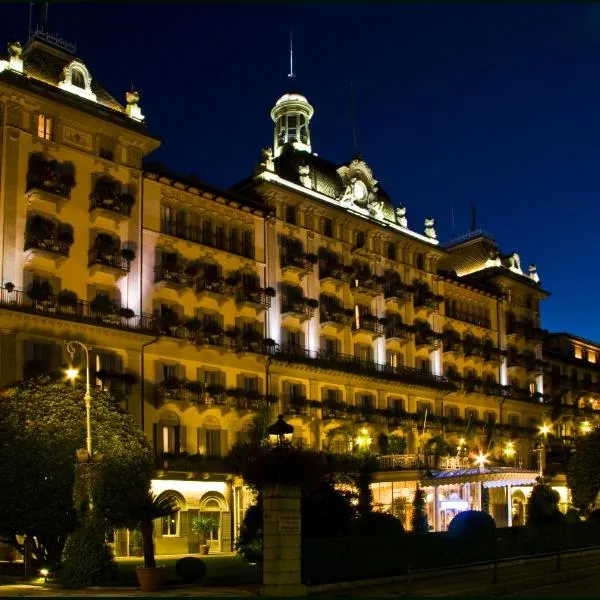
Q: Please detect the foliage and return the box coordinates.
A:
[127,492,179,569]
[235,503,263,563]
[353,456,377,519]
[567,429,600,511]
[191,516,218,544]
[481,487,490,514]
[447,510,496,541]
[350,511,405,538]
[587,509,600,525]
[526,484,564,526]
[0,377,153,568]
[411,487,429,533]
[175,557,206,584]
[426,435,456,456]
[59,517,115,588]
[565,508,582,524]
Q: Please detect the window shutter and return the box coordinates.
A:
[180,511,188,536]
[236,373,244,391]
[153,423,163,456]
[281,381,290,402]
[353,343,360,358]
[197,427,207,455]
[257,377,264,394]
[154,519,161,538]
[220,430,229,456]
[175,425,187,452]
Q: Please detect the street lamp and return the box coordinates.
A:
[65,341,92,459]
[580,421,592,435]
[474,451,489,472]
[267,415,294,448]
[537,422,551,477]
[503,441,516,462]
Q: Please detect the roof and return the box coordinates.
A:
[421,467,538,487]
[144,163,272,216]
[21,37,123,112]
[439,234,499,276]
[545,332,600,350]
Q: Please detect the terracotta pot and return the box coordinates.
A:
[136,566,168,592]
[200,544,210,555]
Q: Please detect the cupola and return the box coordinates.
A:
[270,92,314,158]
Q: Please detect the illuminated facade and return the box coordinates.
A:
[0,31,592,553]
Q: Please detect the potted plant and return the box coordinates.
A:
[264,287,276,297]
[306,298,319,309]
[130,492,179,592]
[4,282,14,294]
[118,307,136,319]
[90,294,114,315]
[27,281,53,302]
[120,248,136,262]
[305,252,318,264]
[57,227,74,246]
[191,516,218,556]
[56,289,78,307]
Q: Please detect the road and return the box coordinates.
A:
[507,572,600,597]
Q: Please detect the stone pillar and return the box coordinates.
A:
[433,486,440,532]
[506,483,512,527]
[262,485,306,597]
[475,481,483,511]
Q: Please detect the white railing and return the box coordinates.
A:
[378,454,419,470]
[438,456,471,470]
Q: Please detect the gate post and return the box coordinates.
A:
[261,484,306,597]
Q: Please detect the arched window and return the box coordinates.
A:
[71,67,85,89]
[158,492,182,537]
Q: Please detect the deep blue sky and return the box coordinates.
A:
[2,3,600,341]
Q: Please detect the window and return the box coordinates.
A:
[71,67,85,89]
[37,114,53,141]
[285,205,297,225]
[160,496,180,536]
[322,338,339,356]
[574,346,583,359]
[508,415,519,427]
[387,243,396,261]
[355,230,365,249]
[322,217,333,238]
[485,412,496,425]
[242,376,259,394]
[388,351,403,369]
[416,358,430,373]
[588,351,597,364]
[322,388,342,403]
[529,381,536,395]
[390,398,404,413]
[414,253,424,270]
[355,343,373,362]
[465,409,478,422]
[417,401,431,415]
[206,429,221,457]
[289,382,304,399]
[163,363,178,382]
[446,406,459,419]
[241,230,254,258]
[359,394,374,409]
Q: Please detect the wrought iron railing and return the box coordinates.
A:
[90,194,133,217]
[88,250,130,272]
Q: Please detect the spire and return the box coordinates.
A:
[288,30,294,79]
[270,33,314,157]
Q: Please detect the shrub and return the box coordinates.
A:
[175,556,206,584]
[118,307,135,319]
[587,509,600,525]
[235,504,262,563]
[447,510,496,541]
[527,484,563,526]
[411,487,429,533]
[120,248,136,262]
[56,290,78,306]
[351,511,405,538]
[59,518,115,588]
[565,508,581,525]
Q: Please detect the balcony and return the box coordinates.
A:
[26,152,75,203]
[385,324,412,342]
[89,193,133,219]
[483,347,503,363]
[281,297,316,320]
[506,321,526,337]
[160,220,255,260]
[155,453,229,474]
[415,328,441,348]
[274,344,455,391]
[281,253,314,275]
[350,278,383,298]
[446,309,491,329]
[384,284,412,303]
[414,292,440,311]
[154,267,194,290]
[463,377,484,394]
[352,315,385,336]
[0,287,155,333]
[88,249,130,276]
[319,267,350,287]
[443,339,464,356]
[464,344,485,360]
[320,308,353,328]
[235,288,271,310]
[378,454,420,470]
[195,278,228,299]
[282,396,312,417]
[24,235,71,261]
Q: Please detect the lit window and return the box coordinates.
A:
[37,114,52,140]
[574,346,583,359]
[529,381,536,395]
[71,67,85,89]
[588,351,596,364]
[161,498,180,536]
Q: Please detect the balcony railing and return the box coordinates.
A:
[90,194,132,217]
[160,220,255,260]
[446,309,491,329]
[350,278,383,295]
[24,236,71,257]
[235,288,271,308]
[443,340,463,354]
[88,250,130,273]
[414,293,439,310]
[154,267,194,288]
[378,454,421,470]
[281,297,316,319]
[274,344,455,390]
[384,284,412,300]
[385,324,412,340]
[154,454,229,473]
[281,254,313,272]
[320,309,352,326]
[352,315,384,335]
[0,288,155,332]
[319,267,350,284]
[195,278,228,296]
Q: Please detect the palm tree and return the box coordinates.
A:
[131,493,179,569]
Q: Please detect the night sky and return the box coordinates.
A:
[2,3,600,341]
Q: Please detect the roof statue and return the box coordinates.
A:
[528,264,540,283]
[298,163,312,189]
[395,205,408,228]
[424,217,437,240]
[125,87,145,122]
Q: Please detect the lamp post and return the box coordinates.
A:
[267,414,294,448]
[537,423,551,478]
[355,427,372,452]
[65,341,92,458]
[580,420,592,435]
[474,451,489,473]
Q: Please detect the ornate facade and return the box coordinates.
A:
[0,32,594,555]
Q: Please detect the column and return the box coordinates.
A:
[506,483,512,527]
[475,481,483,511]
[262,484,306,597]
[433,486,440,532]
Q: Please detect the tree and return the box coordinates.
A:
[0,377,153,567]
[447,510,496,541]
[411,486,429,533]
[567,429,600,512]
[526,483,563,526]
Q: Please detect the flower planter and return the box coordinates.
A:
[136,566,168,592]
[200,544,210,555]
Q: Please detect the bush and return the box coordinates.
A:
[527,484,563,526]
[351,511,405,538]
[565,508,581,525]
[448,510,496,541]
[59,518,115,588]
[175,557,206,584]
[587,509,600,525]
[235,504,262,563]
